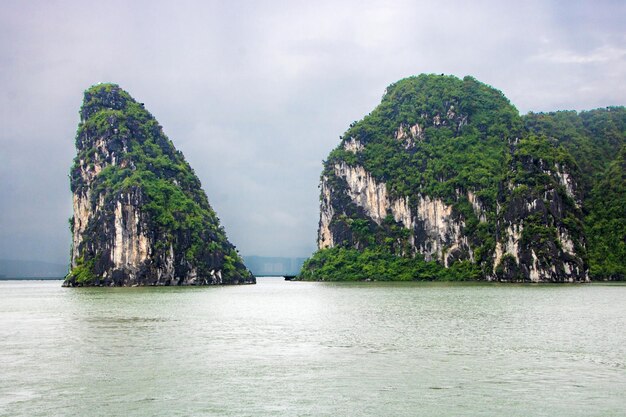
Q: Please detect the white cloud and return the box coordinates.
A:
[531,45,626,64]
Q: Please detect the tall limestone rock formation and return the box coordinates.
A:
[301,74,605,282]
[64,84,254,286]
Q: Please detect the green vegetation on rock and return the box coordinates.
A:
[584,145,626,279]
[301,74,624,282]
[65,257,96,285]
[299,247,481,281]
[524,108,626,280]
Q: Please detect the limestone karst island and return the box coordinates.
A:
[63,76,625,286]
[64,84,254,286]
[298,74,625,283]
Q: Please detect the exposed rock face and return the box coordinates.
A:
[64,83,254,286]
[343,137,365,153]
[334,163,389,224]
[493,154,586,282]
[318,176,336,249]
[319,166,474,269]
[308,74,589,282]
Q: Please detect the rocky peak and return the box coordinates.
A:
[64,84,254,286]
[80,84,131,120]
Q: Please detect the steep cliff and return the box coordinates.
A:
[300,74,613,282]
[64,84,254,286]
[524,108,626,280]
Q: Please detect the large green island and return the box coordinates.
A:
[299,74,625,282]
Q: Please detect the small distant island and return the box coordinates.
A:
[299,74,625,282]
[64,84,254,287]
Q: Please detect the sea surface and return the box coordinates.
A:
[0,278,625,417]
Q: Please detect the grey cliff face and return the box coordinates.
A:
[492,152,587,282]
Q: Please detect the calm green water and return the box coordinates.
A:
[0,278,625,417]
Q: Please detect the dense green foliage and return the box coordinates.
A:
[585,146,626,279]
[69,83,250,281]
[524,107,626,195]
[299,247,481,281]
[65,257,96,285]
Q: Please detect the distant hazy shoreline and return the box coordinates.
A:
[0,277,64,281]
[0,256,306,280]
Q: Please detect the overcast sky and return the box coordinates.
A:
[1,0,624,264]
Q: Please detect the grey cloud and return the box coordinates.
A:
[0,0,624,263]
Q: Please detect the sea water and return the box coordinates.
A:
[0,278,624,416]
